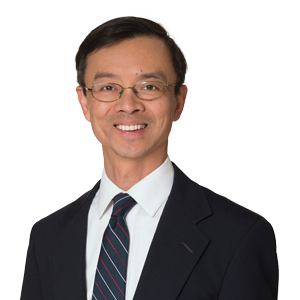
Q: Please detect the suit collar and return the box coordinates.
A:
[49,181,100,300]
[170,163,212,224]
[62,181,100,226]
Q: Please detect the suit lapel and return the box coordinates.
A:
[49,181,100,300]
[133,164,212,300]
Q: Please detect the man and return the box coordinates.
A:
[21,17,278,300]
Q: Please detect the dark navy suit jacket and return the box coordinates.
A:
[21,163,278,299]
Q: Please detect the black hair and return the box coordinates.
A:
[75,16,187,95]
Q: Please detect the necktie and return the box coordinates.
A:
[93,193,136,300]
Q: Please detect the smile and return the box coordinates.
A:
[115,124,147,131]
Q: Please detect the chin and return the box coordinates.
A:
[113,148,149,159]
[111,141,158,159]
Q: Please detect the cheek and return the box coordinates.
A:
[152,102,174,130]
[88,103,113,137]
[90,100,114,120]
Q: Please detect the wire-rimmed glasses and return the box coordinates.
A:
[84,81,177,102]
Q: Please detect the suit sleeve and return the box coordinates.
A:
[20,224,44,300]
[218,218,279,300]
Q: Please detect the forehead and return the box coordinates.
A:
[84,37,176,85]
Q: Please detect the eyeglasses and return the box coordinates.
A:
[84,81,177,102]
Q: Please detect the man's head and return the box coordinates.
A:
[75,17,188,166]
[75,17,187,95]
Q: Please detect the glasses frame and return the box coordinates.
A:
[84,81,178,102]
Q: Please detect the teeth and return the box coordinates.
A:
[116,124,147,131]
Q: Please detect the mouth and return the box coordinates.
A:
[114,124,148,131]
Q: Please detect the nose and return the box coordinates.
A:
[114,87,145,114]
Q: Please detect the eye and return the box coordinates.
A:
[93,83,121,95]
[142,84,159,91]
[101,85,115,91]
[138,82,164,92]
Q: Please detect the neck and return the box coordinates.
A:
[103,150,168,191]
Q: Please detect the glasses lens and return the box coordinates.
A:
[135,81,164,100]
[92,83,122,102]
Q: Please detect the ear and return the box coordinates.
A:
[76,86,91,122]
[173,85,187,121]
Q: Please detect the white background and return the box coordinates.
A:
[1,0,299,299]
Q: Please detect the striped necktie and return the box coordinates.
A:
[93,193,136,300]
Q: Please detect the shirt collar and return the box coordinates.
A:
[97,157,174,219]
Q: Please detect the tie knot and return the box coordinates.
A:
[112,193,136,217]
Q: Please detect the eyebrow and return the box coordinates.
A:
[140,71,167,83]
[93,72,117,82]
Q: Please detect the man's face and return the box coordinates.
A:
[77,37,187,162]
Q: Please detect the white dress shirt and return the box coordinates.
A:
[86,157,174,300]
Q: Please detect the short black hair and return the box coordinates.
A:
[75,16,187,95]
